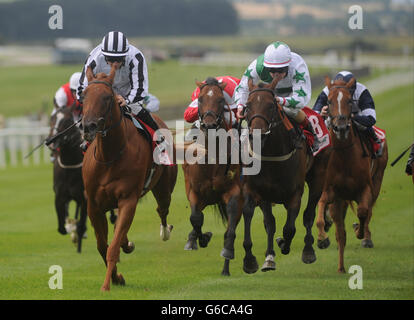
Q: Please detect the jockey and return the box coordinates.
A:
[235,41,320,152]
[406,144,414,176]
[184,75,240,128]
[52,72,82,122]
[77,31,159,133]
[313,70,383,157]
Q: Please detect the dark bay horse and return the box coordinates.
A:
[81,64,177,291]
[182,77,243,276]
[242,76,314,273]
[316,77,388,273]
[49,106,87,253]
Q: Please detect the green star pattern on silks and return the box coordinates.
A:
[293,70,306,83]
[294,87,307,97]
[287,97,300,108]
[243,68,252,78]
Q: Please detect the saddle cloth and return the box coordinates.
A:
[302,107,331,156]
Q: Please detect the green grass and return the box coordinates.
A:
[0,83,413,300]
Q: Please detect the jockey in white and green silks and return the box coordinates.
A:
[235,41,319,151]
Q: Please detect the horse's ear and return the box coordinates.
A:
[219,81,227,91]
[107,63,118,84]
[195,80,204,88]
[248,78,255,92]
[346,77,356,89]
[86,66,95,82]
[325,76,332,89]
[269,73,282,90]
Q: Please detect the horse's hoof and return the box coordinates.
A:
[317,237,330,249]
[324,220,333,232]
[276,238,290,255]
[302,249,316,264]
[361,239,374,248]
[160,224,173,241]
[184,240,198,250]
[199,232,212,248]
[337,268,346,274]
[122,241,135,254]
[221,270,230,276]
[113,274,125,286]
[220,248,234,260]
[352,223,359,231]
[58,227,67,235]
[261,255,276,272]
[243,256,259,274]
[100,285,110,292]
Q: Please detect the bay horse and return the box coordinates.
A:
[182,77,243,276]
[81,64,177,291]
[315,77,388,273]
[49,106,87,253]
[241,76,314,273]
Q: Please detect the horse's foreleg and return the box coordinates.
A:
[55,195,69,235]
[259,201,276,271]
[242,193,259,274]
[87,202,109,269]
[331,200,347,273]
[277,193,302,255]
[76,199,88,253]
[220,186,243,276]
[316,190,331,249]
[102,197,137,291]
[186,192,210,249]
[355,185,372,241]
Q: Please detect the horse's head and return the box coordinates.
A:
[196,77,227,130]
[49,107,80,151]
[81,64,118,142]
[325,76,355,140]
[245,75,281,138]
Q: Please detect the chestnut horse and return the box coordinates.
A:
[241,76,314,273]
[315,77,388,273]
[182,77,243,276]
[81,64,177,291]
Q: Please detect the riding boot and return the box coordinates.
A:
[302,118,320,153]
[135,107,165,144]
[406,145,414,175]
[367,126,382,158]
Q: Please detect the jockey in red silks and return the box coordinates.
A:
[184,75,241,129]
[51,72,83,122]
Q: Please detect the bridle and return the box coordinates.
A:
[326,85,353,132]
[197,83,226,129]
[87,80,124,138]
[244,87,285,135]
[87,79,126,166]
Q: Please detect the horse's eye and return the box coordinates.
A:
[198,97,203,104]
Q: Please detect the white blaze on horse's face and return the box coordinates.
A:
[207,89,214,97]
[53,112,65,136]
[337,91,343,115]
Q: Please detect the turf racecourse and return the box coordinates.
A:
[0,85,413,300]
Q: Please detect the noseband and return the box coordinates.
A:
[245,87,284,135]
[88,80,123,137]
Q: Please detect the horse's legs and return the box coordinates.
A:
[354,185,372,241]
[316,189,332,249]
[102,197,138,291]
[259,201,276,271]
[87,202,109,267]
[76,199,88,253]
[186,191,211,249]
[302,181,321,264]
[331,200,348,273]
[220,185,243,276]
[277,192,303,255]
[242,193,259,274]
[151,168,175,241]
[55,194,69,235]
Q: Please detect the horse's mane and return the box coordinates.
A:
[331,79,347,87]
[95,72,111,81]
[204,77,220,86]
[257,82,267,88]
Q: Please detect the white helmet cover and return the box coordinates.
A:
[69,72,82,90]
[101,31,129,57]
[263,41,292,68]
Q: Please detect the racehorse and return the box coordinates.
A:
[241,76,313,273]
[182,77,243,276]
[315,76,388,273]
[81,64,177,291]
[49,106,87,253]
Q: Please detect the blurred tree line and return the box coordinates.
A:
[0,0,239,42]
